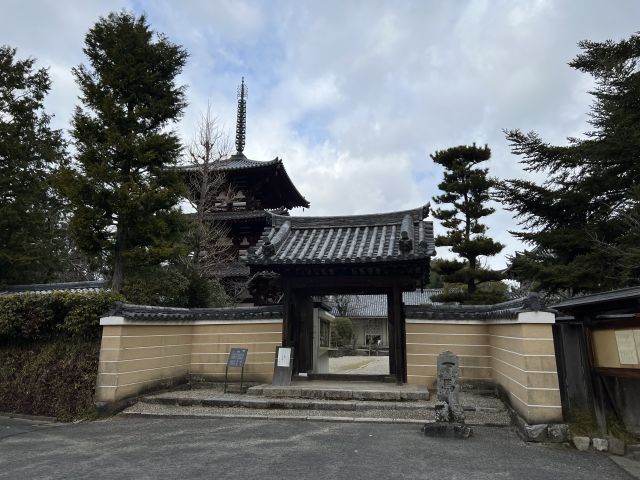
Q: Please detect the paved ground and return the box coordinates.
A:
[329,355,389,374]
[0,416,634,480]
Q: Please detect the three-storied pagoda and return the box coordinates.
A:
[180,79,309,301]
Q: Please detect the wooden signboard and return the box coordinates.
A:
[228,348,248,368]
[272,346,294,386]
[615,330,639,365]
[224,348,249,393]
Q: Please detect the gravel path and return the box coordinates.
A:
[329,355,389,374]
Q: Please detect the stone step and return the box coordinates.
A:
[138,394,502,413]
[121,403,510,426]
[246,383,430,401]
[627,444,640,460]
[301,374,396,382]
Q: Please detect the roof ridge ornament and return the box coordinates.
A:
[399,214,414,254]
[235,77,247,155]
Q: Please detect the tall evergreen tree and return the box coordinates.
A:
[0,46,67,285]
[430,144,505,304]
[59,12,189,292]
[497,33,640,293]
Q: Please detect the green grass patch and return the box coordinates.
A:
[567,409,640,443]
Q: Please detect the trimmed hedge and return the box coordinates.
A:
[0,290,124,344]
[0,290,123,420]
[0,340,101,420]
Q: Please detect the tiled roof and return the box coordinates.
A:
[176,154,310,209]
[175,154,280,173]
[330,289,443,317]
[0,280,107,295]
[105,302,283,321]
[213,262,251,278]
[199,208,288,223]
[405,294,548,320]
[247,205,435,266]
[552,286,640,310]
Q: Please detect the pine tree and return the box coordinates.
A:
[430,144,505,304]
[497,33,640,293]
[59,12,189,292]
[0,46,67,285]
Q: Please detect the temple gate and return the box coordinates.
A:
[247,205,435,384]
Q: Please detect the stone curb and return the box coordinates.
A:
[119,410,504,426]
[140,397,502,413]
[0,412,57,423]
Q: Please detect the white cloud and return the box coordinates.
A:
[3,0,640,270]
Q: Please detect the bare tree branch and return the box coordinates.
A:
[183,104,236,279]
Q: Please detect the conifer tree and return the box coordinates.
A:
[0,46,67,284]
[497,33,640,293]
[430,144,505,304]
[59,12,189,292]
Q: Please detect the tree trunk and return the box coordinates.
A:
[468,256,477,295]
[111,223,127,293]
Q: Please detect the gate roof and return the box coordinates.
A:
[247,204,434,273]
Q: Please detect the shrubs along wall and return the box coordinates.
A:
[0,291,123,420]
[0,291,123,342]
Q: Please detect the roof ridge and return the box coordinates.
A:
[106,302,284,321]
[270,204,430,227]
[1,280,107,293]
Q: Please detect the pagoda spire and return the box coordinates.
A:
[235,77,247,155]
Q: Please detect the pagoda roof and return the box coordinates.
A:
[211,261,250,278]
[247,204,435,269]
[176,153,309,209]
[198,207,288,223]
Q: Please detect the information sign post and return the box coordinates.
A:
[224,348,248,393]
[272,346,294,386]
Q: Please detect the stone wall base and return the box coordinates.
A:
[506,402,570,443]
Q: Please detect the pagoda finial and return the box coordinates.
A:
[235,77,247,155]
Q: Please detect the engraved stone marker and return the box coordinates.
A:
[437,350,459,402]
[424,351,472,439]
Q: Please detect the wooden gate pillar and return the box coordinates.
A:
[388,284,406,384]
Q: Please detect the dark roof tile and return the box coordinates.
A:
[0,281,107,295]
[248,205,435,267]
[405,293,548,320]
[105,302,283,321]
[330,290,443,317]
[552,286,640,309]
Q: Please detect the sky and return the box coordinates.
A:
[3,0,639,268]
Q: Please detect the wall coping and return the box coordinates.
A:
[102,302,283,322]
[100,315,283,326]
[405,293,554,321]
[406,311,555,325]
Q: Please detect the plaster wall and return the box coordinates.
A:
[406,312,562,424]
[95,319,282,404]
